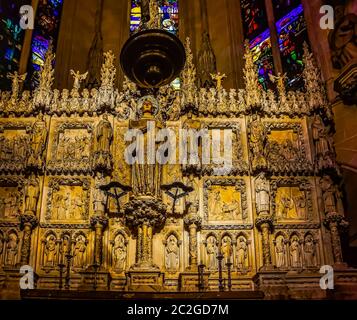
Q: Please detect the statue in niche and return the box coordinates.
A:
[44,235,57,267]
[60,235,70,264]
[165,234,179,271]
[93,175,106,215]
[237,236,248,271]
[290,236,301,268]
[255,173,270,215]
[206,236,218,270]
[312,116,333,157]
[304,234,316,268]
[73,235,87,268]
[95,114,113,154]
[275,236,286,268]
[249,118,267,168]
[221,236,233,264]
[28,115,48,166]
[320,176,340,214]
[112,234,127,272]
[24,176,40,214]
[5,233,18,266]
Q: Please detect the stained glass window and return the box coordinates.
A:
[240,0,268,41]
[273,0,301,20]
[249,29,275,91]
[26,0,64,89]
[240,0,309,91]
[0,0,30,90]
[240,0,274,91]
[130,0,179,35]
[276,4,308,89]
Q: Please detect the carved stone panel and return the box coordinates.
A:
[45,177,90,223]
[204,178,248,223]
[0,122,32,172]
[0,177,24,221]
[271,178,314,223]
[265,121,312,174]
[47,120,94,174]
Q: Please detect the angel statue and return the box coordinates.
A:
[70,70,89,90]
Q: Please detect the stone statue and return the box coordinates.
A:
[44,235,57,267]
[28,115,48,166]
[7,71,27,100]
[165,235,179,271]
[255,173,270,215]
[93,174,106,214]
[312,116,333,157]
[112,234,126,271]
[221,236,233,264]
[320,176,338,214]
[6,233,18,266]
[210,72,227,91]
[304,235,316,267]
[237,237,248,270]
[70,70,88,90]
[275,236,286,268]
[249,118,267,168]
[290,237,301,268]
[95,114,113,153]
[206,236,218,270]
[73,235,87,268]
[25,176,40,214]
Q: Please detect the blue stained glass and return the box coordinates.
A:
[276,4,308,89]
[0,0,30,90]
[27,0,64,89]
[130,0,179,35]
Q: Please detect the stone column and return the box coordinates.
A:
[19,214,38,265]
[136,225,143,265]
[324,212,349,265]
[255,216,274,270]
[184,214,202,271]
[90,215,109,267]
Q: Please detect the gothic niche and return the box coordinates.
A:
[289,234,302,269]
[42,233,58,271]
[236,234,250,273]
[110,232,128,273]
[164,233,180,273]
[46,179,89,222]
[303,233,318,269]
[73,234,88,270]
[4,231,19,267]
[274,234,287,269]
[221,234,233,266]
[204,234,218,271]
